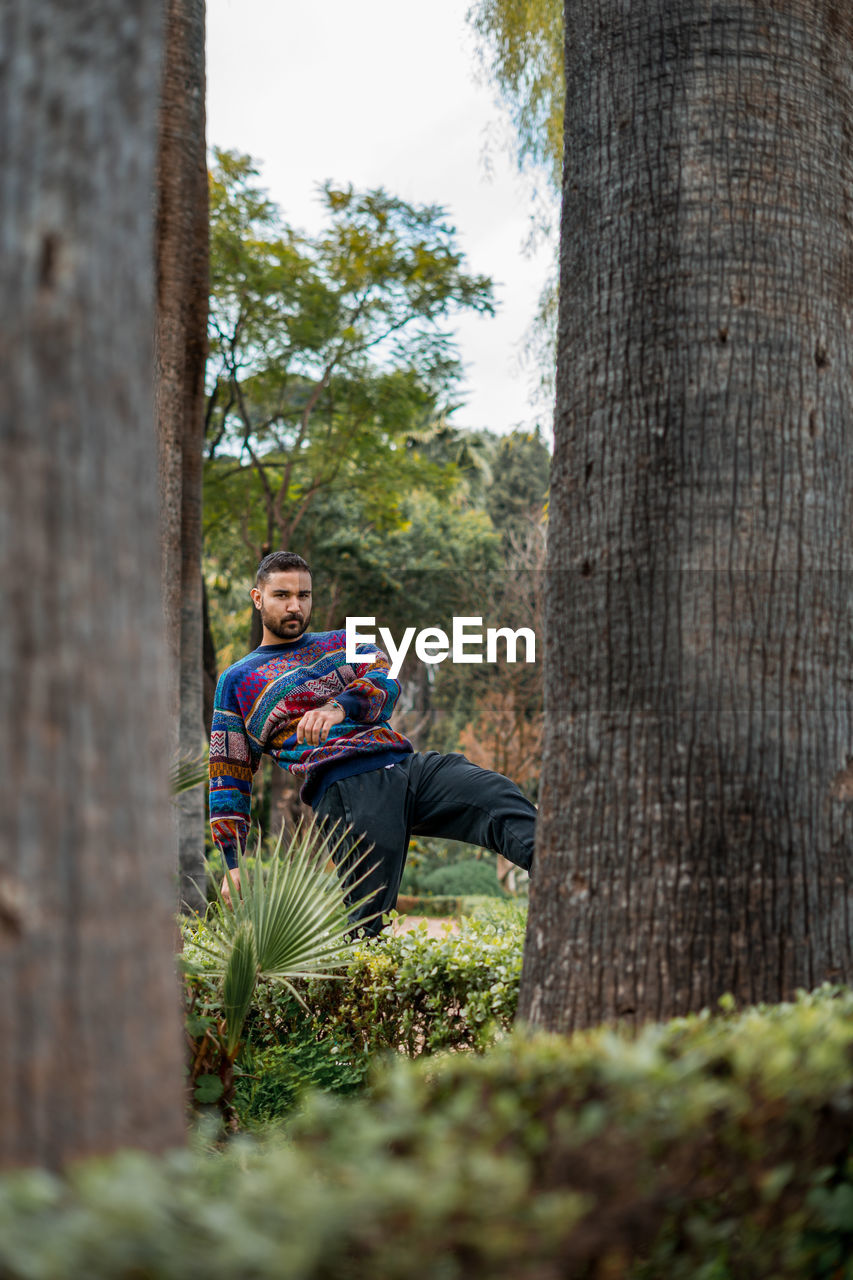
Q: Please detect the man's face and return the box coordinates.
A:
[251,570,313,643]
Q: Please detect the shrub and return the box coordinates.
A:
[419,857,505,897]
[5,987,853,1277]
[234,1035,370,1126]
[398,836,503,897]
[305,901,527,1059]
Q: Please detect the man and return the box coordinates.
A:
[209,550,535,934]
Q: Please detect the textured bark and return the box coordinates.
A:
[155,0,209,912]
[202,576,217,738]
[0,0,186,1165]
[519,0,853,1030]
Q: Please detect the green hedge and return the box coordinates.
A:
[305,901,526,1055]
[419,857,506,897]
[4,987,853,1277]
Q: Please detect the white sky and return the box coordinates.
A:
[205,0,556,437]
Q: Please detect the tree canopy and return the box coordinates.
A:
[205,150,495,561]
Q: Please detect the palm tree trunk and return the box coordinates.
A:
[0,0,186,1167]
[156,0,209,912]
[519,0,853,1031]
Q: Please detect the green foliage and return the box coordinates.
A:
[483,426,550,545]
[7,987,853,1277]
[233,1023,371,1127]
[183,903,527,1127]
[301,483,503,646]
[399,834,478,895]
[205,149,494,566]
[183,820,369,1096]
[419,857,505,898]
[306,905,526,1060]
[467,0,564,189]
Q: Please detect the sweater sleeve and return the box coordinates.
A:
[208,672,259,869]
[335,644,401,725]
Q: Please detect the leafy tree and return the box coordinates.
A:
[519,0,853,1031]
[205,151,494,568]
[483,426,550,547]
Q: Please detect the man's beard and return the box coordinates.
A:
[261,606,310,641]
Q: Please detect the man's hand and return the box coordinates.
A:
[296,700,345,746]
[220,867,241,910]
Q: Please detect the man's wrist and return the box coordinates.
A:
[333,691,360,720]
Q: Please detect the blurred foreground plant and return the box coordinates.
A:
[7,987,853,1278]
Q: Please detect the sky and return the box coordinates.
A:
[205,0,556,438]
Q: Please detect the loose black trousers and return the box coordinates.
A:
[314,751,536,935]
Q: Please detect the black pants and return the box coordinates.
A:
[314,751,536,936]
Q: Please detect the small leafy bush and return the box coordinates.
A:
[306,900,527,1060]
[6,987,853,1277]
[398,835,495,896]
[234,1034,370,1125]
[419,857,505,897]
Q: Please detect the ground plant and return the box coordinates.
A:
[182,820,372,1118]
[184,898,528,1126]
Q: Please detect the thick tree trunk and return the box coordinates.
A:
[519,0,853,1030]
[0,0,186,1166]
[156,0,209,913]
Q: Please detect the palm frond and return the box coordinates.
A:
[222,922,257,1058]
[191,818,378,1056]
[170,751,210,797]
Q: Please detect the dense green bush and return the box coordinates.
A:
[419,857,505,897]
[398,836,504,897]
[305,900,526,1060]
[5,987,853,1278]
[234,1033,370,1124]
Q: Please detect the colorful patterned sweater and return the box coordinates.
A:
[209,631,412,868]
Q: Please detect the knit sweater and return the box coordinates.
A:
[209,631,412,868]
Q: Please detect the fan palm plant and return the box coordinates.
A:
[190,819,375,1061]
[170,750,209,797]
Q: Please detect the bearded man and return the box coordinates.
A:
[208,550,535,933]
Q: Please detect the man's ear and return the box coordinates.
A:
[250,586,261,610]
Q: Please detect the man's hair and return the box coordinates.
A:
[255,551,312,587]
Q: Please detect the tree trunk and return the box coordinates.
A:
[156,0,209,913]
[202,576,218,738]
[0,0,186,1166]
[519,0,853,1031]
